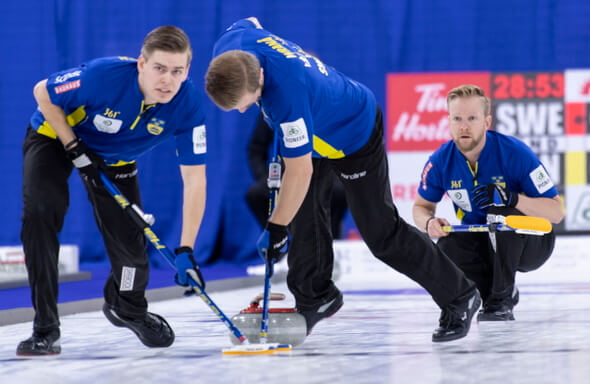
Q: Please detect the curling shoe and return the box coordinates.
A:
[298,291,343,335]
[432,288,481,342]
[511,286,519,307]
[103,303,175,348]
[16,329,61,356]
[477,304,515,321]
[477,294,516,322]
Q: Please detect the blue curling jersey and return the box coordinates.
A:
[30,57,206,165]
[418,130,558,224]
[213,19,376,159]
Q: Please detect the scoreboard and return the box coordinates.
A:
[386,70,590,233]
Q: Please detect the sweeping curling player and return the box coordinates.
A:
[98,171,285,355]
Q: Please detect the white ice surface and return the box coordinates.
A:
[1,277,590,383]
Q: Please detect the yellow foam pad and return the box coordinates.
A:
[505,216,552,233]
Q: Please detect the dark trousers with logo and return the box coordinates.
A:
[437,206,555,304]
[21,127,149,333]
[287,108,475,311]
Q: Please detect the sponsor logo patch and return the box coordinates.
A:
[448,188,472,212]
[120,266,136,291]
[54,80,81,94]
[280,118,309,148]
[530,165,554,194]
[93,114,122,133]
[55,70,81,84]
[192,125,206,154]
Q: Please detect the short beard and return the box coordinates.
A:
[453,137,480,152]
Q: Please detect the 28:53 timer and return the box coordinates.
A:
[492,72,564,99]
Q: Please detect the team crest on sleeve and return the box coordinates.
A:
[192,125,206,154]
[280,118,309,148]
[447,188,472,212]
[530,165,554,194]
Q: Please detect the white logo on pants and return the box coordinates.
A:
[120,266,136,291]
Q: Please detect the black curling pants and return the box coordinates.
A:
[437,206,555,303]
[21,127,149,333]
[287,109,475,311]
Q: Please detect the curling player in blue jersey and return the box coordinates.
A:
[205,17,481,342]
[18,26,207,355]
[413,84,563,321]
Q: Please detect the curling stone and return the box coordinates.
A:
[229,293,307,347]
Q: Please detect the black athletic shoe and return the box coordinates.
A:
[298,291,344,335]
[16,329,61,356]
[102,303,175,348]
[478,285,519,321]
[477,304,515,321]
[511,286,520,307]
[477,293,516,322]
[432,289,481,342]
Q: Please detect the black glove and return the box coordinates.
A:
[472,183,518,209]
[174,246,205,290]
[256,222,289,264]
[65,139,106,187]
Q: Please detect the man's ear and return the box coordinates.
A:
[137,55,146,72]
[182,63,190,81]
[485,114,492,129]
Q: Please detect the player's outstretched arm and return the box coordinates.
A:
[413,195,450,238]
[33,79,77,146]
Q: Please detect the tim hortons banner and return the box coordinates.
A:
[386,70,590,233]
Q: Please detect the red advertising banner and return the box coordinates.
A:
[386,73,491,151]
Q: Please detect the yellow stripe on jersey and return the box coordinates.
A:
[108,160,136,167]
[456,208,465,221]
[37,121,58,139]
[130,101,155,130]
[66,106,87,126]
[565,151,587,185]
[37,106,87,139]
[313,135,345,159]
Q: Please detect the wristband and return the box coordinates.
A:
[64,137,80,150]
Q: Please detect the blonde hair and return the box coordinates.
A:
[141,26,192,64]
[205,50,261,110]
[447,84,491,116]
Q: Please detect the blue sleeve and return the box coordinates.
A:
[263,72,313,158]
[46,65,89,112]
[512,146,558,198]
[174,86,207,165]
[417,155,445,203]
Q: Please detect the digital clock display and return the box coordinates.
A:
[492,72,564,99]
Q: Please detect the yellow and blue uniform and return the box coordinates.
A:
[210,19,477,320]
[419,130,557,309]
[418,130,558,225]
[22,55,206,334]
[213,19,375,159]
[30,56,206,165]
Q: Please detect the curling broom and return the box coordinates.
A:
[442,215,552,236]
[98,171,283,355]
